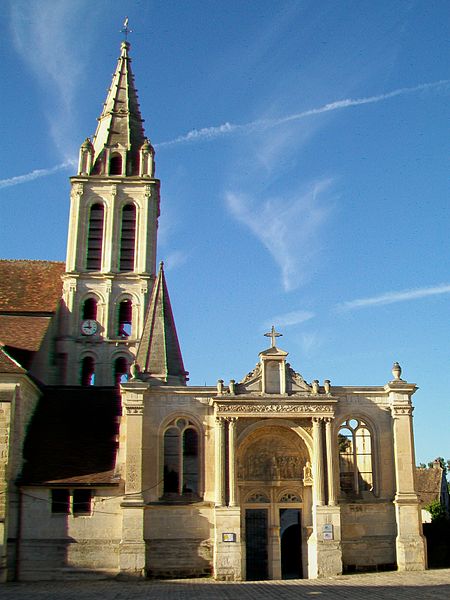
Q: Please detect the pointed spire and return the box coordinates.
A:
[90,41,149,176]
[135,262,188,385]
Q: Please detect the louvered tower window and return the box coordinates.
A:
[86,203,104,271]
[81,356,95,386]
[119,204,136,272]
[82,297,98,320]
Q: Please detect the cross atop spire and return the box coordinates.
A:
[264,325,282,348]
[120,17,132,41]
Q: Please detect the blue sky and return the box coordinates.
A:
[1,0,449,464]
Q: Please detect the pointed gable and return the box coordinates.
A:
[135,262,187,385]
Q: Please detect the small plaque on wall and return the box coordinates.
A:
[323,524,333,540]
[222,533,236,542]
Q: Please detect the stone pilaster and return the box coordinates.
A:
[325,417,337,506]
[215,418,225,507]
[213,507,242,581]
[387,380,426,571]
[119,390,146,578]
[227,418,237,507]
[312,417,325,506]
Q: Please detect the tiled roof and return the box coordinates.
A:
[0,315,53,351]
[416,467,444,507]
[20,386,121,486]
[0,346,26,374]
[0,260,64,313]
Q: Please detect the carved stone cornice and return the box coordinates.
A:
[391,405,414,417]
[124,405,144,415]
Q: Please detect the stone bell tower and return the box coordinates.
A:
[58,41,160,386]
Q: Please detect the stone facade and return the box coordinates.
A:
[0,40,427,582]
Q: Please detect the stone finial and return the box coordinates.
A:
[229,379,236,395]
[217,379,224,395]
[324,379,331,395]
[312,380,320,394]
[391,362,402,381]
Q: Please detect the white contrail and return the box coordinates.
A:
[0,160,75,190]
[156,79,450,148]
[337,283,450,311]
[2,79,448,190]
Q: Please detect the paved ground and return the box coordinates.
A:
[2,569,450,600]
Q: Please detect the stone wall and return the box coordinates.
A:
[340,503,396,570]
[145,504,213,577]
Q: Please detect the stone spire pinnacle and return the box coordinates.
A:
[89,40,149,176]
[135,262,188,385]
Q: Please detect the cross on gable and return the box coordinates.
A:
[264,325,282,348]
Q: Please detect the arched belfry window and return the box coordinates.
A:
[163,418,199,498]
[338,418,373,496]
[109,153,122,176]
[81,356,95,386]
[117,299,132,337]
[86,203,104,271]
[114,357,129,386]
[82,297,98,320]
[119,204,136,272]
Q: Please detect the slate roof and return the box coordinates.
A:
[19,387,121,486]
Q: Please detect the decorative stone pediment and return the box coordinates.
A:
[237,351,311,396]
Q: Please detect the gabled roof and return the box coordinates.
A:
[91,41,146,168]
[20,387,120,486]
[0,260,64,314]
[136,262,187,385]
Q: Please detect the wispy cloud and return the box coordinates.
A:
[163,250,189,271]
[0,160,76,190]
[156,80,450,148]
[264,310,315,329]
[226,179,334,292]
[338,283,450,311]
[10,0,95,158]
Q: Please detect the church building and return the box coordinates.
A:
[0,40,427,581]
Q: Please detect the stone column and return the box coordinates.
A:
[387,380,426,571]
[215,417,225,507]
[227,418,237,507]
[325,418,337,506]
[312,417,325,506]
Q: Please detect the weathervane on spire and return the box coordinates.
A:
[121,17,132,41]
[264,325,282,348]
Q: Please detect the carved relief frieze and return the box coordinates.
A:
[217,403,334,415]
[238,435,307,481]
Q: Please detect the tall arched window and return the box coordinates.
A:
[81,356,95,386]
[110,153,122,175]
[119,204,136,272]
[163,418,199,497]
[338,418,373,496]
[114,357,129,386]
[117,299,132,337]
[86,203,104,271]
[82,297,98,320]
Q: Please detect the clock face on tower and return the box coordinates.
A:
[81,319,98,336]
